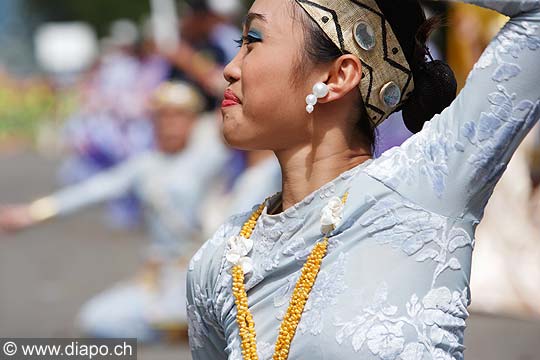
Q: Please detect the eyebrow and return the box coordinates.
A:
[243,12,267,29]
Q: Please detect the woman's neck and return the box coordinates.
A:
[274,136,371,213]
[246,150,274,168]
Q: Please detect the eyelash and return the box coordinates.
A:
[234,34,262,48]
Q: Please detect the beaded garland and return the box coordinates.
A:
[230,192,349,360]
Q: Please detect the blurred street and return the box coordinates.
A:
[1,151,540,360]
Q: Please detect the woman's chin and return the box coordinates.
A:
[221,114,269,150]
[222,132,247,149]
[222,115,245,142]
[222,130,263,151]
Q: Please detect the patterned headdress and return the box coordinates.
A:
[295,0,415,126]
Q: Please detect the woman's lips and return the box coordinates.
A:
[222,99,240,107]
[222,89,241,108]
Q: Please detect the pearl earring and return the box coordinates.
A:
[305,82,329,114]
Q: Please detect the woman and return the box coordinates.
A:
[188,0,540,359]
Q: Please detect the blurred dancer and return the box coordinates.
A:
[60,19,163,228]
[0,81,229,341]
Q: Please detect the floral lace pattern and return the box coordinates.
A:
[459,85,539,199]
[335,283,469,360]
[273,252,349,336]
[187,214,248,351]
[187,304,207,350]
[365,119,454,199]
[472,19,540,78]
[360,196,474,287]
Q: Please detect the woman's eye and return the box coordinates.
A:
[234,33,262,48]
[234,38,243,48]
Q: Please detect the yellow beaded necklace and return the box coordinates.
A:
[231,192,349,360]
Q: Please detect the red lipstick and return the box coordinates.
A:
[222,89,242,108]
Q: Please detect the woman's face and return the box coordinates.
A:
[221,0,318,151]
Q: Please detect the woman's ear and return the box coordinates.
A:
[318,54,363,104]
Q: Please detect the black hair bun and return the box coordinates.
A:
[402,60,457,133]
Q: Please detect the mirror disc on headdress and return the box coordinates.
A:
[379,81,402,108]
[353,21,376,51]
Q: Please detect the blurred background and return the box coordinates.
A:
[1,1,540,359]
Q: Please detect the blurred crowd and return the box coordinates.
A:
[1,0,540,346]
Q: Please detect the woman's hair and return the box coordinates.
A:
[292,0,457,146]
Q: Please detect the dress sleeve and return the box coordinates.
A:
[187,214,249,360]
[365,1,540,221]
[186,270,228,360]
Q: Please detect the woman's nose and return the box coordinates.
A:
[223,51,242,84]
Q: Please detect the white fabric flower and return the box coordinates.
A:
[237,257,254,275]
[226,235,254,274]
[320,196,344,234]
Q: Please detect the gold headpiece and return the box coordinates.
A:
[151,81,205,113]
[295,0,415,125]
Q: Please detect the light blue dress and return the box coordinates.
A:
[187,2,540,359]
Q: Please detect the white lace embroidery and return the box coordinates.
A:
[225,334,242,359]
[187,304,207,350]
[360,196,473,286]
[273,252,348,336]
[472,20,540,80]
[365,121,454,198]
[257,342,274,360]
[335,283,469,360]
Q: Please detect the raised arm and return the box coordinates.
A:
[465,0,540,16]
[366,0,540,220]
